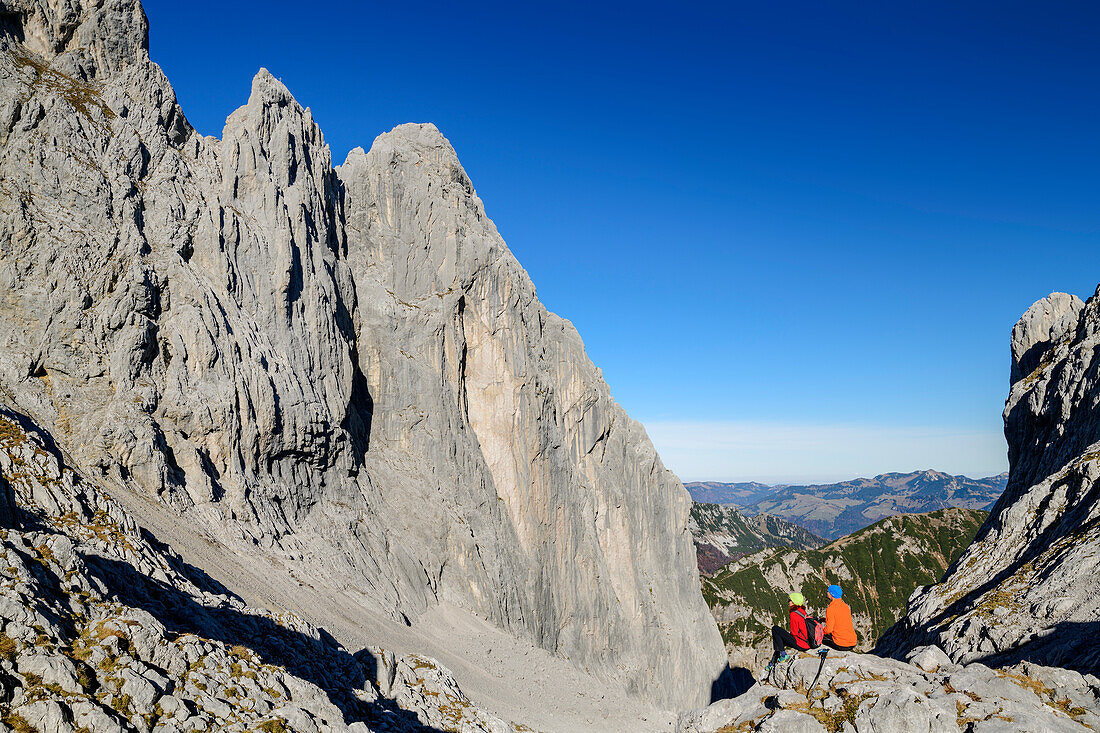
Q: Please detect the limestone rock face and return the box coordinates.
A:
[0,0,725,709]
[337,128,724,704]
[878,287,1100,675]
[0,0,148,78]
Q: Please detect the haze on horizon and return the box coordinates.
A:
[146,1,1099,482]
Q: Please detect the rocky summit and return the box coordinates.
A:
[0,0,725,725]
[1,0,1099,731]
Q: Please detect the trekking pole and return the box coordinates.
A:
[806,648,828,699]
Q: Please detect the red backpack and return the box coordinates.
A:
[795,608,825,648]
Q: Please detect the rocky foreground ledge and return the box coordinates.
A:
[678,647,1100,733]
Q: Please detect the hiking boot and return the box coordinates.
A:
[776,650,791,664]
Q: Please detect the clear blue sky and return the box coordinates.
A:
[144,1,1099,483]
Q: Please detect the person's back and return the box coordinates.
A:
[823,585,857,650]
[788,603,811,650]
[766,591,811,671]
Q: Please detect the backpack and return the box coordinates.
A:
[795,608,825,648]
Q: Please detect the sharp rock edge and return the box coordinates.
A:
[0,0,726,714]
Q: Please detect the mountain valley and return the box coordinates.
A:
[0,1,1098,731]
[699,507,986,670]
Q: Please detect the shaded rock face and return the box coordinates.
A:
[878,287,1100,676]
[0,0,725,708]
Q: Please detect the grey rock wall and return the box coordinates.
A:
[878,287,1100,675]
[0,0,726,709]
[338,126,724,703]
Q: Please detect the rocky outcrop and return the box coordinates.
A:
[678,647,1100,732]
[878,287,1100,676]
[1009,292,1084,385]
[336,126,725,705]
[0,0,725,709]
[0,405,524,732]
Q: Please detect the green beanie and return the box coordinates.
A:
[788,592,805,606]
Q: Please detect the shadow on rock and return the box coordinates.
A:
[83,554,443,732]
[876,472,1100,661]
[970,620,1100,678]
[710,664,755,703]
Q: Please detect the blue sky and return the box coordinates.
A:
[145,1,1099,483]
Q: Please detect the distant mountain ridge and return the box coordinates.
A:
[689,502,825,574]
[686,470,1007,539]
[686,481,779,506]
[701,507,987,670]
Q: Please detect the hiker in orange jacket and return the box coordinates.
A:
[822,584,857,651]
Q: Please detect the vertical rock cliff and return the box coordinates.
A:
[0,0,726,709]
[878,289,1100,675]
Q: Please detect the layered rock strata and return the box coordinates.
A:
[0,0,724,709]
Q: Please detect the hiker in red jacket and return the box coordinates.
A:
[766,591,811,671]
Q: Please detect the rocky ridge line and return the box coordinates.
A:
[689,501,825,575]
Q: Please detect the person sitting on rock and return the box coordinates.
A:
[822,584,857,651]
[766,591,812,669]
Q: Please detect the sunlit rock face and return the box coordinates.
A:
[878,286,1100,676]
[0,0,726,708]
[678,647,1100,732]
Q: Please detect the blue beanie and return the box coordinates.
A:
[828,585,843,599]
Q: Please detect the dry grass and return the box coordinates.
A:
[0,632,18,662]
